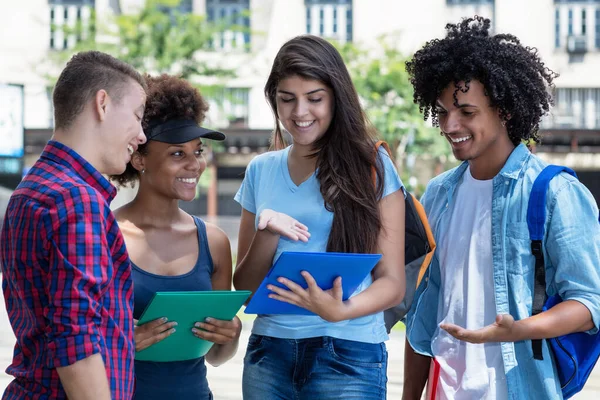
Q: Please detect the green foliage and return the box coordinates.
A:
[47,0,244,91]
[335,37,449,158]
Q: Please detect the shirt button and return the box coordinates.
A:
[505,181,509,185]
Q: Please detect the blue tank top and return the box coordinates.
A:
[132,216,214,400]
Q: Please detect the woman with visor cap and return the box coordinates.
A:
[110,74,241,400]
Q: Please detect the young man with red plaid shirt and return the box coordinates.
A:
[1,51,147,400]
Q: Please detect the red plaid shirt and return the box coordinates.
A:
[1,141,135,399]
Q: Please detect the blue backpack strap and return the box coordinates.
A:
[527,165,577,360]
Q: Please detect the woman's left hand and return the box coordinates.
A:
[267,271,349,323]
[192,316,242,345]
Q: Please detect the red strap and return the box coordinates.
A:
[426,358,441,399]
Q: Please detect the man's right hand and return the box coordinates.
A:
[133,318,177,352]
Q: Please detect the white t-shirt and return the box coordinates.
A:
[431,167,508,400]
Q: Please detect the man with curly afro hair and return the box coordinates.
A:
[402,16,600,400]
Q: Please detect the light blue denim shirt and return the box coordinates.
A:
[405,144,600,400]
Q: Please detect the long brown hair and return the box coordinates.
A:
[264,35,384,254]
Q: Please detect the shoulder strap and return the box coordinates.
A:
[372,140,392,186]
[527,165,577,360]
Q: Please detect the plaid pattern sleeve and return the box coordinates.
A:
[45,185,110,368]
[1,141,135,400]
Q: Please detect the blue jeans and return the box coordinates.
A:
[242,334,388,400]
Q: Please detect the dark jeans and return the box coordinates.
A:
[242,334,388,400]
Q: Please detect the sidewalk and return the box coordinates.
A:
[1,291,600,399]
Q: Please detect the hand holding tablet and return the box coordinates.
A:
[244,251,381,316]
[135,290,251,362]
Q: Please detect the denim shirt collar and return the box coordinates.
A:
[442,143,531,191]
[498,143,531,180]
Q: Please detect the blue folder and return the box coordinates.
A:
[244,251,382,315]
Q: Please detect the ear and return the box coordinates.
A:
[497,109,512,121]
[130,151,145,173]
[94,89,109,122]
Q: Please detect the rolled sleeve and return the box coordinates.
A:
[546,179,600,334]
[44,186,109,367]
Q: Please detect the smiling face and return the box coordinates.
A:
[98,79,147,175]
[436,80,515,178]
[136,138,206,202]
[275,75,334,149]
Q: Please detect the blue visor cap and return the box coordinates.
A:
[146,118,225,143]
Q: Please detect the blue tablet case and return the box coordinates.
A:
[244,251,382,315]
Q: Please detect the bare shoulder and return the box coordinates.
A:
[205,221,232,256]
[112,206,126,222]
[112,205,139,233]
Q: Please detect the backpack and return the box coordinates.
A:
[372,141,437,333]
[527,164,600,399]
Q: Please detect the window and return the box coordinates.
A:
[346,6,353,42]
[555,1,600,53]
[176,0,193,13]
[568,8,574,35]
[446,0,493,4]
[158,0,193,14]
[333,7,337,34]
[206,0,250,51]
[319,8,324,36]
[556,9,561,48]
[305,0,352,43]
[216,88,250,128]
[551,88,600,129]
[596,8,600,47]
[49,0,95,50]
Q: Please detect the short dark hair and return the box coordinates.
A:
[406,16,558,145]
[52,51,146,130]
[110,74,209,188]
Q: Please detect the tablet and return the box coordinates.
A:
[135,290,251,362]
[244,251,381,315]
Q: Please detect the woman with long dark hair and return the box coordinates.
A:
[233,35,406,399]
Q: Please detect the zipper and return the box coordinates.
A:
[553,336,577,389]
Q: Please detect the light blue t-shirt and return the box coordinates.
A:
[234,145,404,343]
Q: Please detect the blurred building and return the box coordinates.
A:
[1,0,599,213]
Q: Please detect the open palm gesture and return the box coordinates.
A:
[258,209,310,242]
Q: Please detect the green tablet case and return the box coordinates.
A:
[135,290,251,362]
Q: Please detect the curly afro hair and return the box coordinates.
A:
[110,74,209,187]
[406,16,558,146]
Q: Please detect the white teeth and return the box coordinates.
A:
[127,145,134,155]
[295,120,314,128]
[177,178,197,184]
[451,136,472,143]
